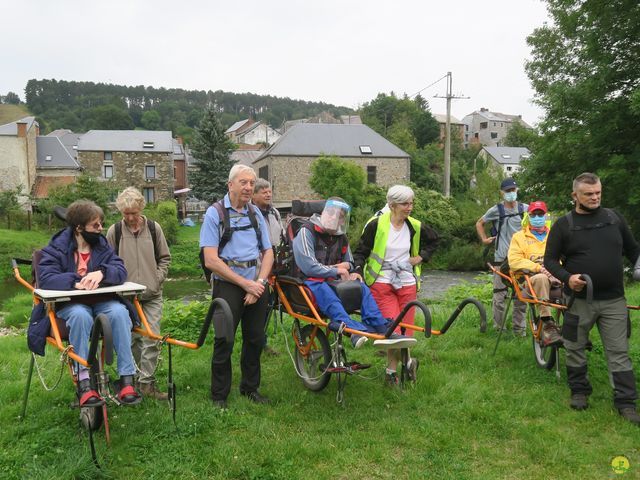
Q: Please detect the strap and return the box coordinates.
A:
[116,219,159,263]
[118,384,138,400]
[495,202,523,251]
[115,221,122,255]
[79,389,103,406]
[214,200,263,254]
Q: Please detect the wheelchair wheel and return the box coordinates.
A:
[533,336,557,370]
[79,405,103,432]
[294,324,331,392]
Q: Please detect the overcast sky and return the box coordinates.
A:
[2,0,550,125]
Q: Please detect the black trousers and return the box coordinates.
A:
[211,280,268,401]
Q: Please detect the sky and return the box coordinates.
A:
[1,0,550,125]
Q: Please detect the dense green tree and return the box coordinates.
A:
[141,110,162,130]
[309,155,366,208]
[190,108,236,203]
[85,104,134,130]
[3,92,21,104]
[522,0,640,233]
[39,175,116,214]
[502,122,540,152]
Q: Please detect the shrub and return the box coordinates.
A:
[145,200,179,245]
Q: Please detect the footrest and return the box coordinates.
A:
[327,362,372,374]
[373,338,417,350]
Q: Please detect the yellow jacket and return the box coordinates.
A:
[507,226,548,274]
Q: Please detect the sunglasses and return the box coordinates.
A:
[529,212,546,218]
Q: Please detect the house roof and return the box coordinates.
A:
[482,146,531,164]
[231,149,264,167]
[464,110,532,129]
[339,115,362,125]
[0,116,37,136]
[256,123,409,161]
[36,136,81,169]
[32,175,77,198]
[77,130,173,152]
[225,119,251,134]
[433,113,463,125]
[47,130,83,158]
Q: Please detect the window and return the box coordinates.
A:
[143,141,155,149]
[359,145,372,154]
[480,122,488,129]
[173,166,177,179]
[501,154,512,159]
[493,122,497,126]
[104,152,112,161]
[490,132,498,139]
[258,165,269,180]
[143,187,155,203]
[474,133,479,139]
[367,165,377,184]
[145,165,156,179]
[103,164,114,178]
[45,155,52,161]
[506,166,512,172]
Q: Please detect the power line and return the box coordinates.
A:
[409,74,449,99]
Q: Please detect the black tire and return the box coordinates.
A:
[533,333,557,370]
[79,405,103,432]
[294,325,331,392]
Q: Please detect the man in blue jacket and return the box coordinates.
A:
[28,200,140,407]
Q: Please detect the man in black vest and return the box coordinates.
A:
[544,172,640,425]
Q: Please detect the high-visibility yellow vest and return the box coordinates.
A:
[363,211,422,290]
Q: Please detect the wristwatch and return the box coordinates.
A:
[258,278,268,286]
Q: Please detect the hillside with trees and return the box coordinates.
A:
[23,79,354,141]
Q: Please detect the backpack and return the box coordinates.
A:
[490,202,525,251]
[114,219,159,262]
[199,200,263,283]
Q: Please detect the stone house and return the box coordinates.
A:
[476,146,531,176]
[461,108,532,148]
[0,116,39,204]
[32,135,82,199]
[253,123,410,207]
[77,130,174,203]
[225,119,280,146]
[433,113,465,145]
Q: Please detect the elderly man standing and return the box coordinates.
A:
[544,172,640,424]
[201,165,274,409]
[107,187,172,400]
[252,178,284,356]
[476,178,528,335]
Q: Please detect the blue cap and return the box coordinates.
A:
[500,178,517,191]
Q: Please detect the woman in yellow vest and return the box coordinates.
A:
[354,185,439,386]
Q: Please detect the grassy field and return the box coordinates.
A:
[0,228,51,282]
[1,285,640,479]
[0,104,30,125]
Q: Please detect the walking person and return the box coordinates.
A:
[107,187,172,400]
[200,165,274,409]
[476,178,528,335]
[544,172,640,424]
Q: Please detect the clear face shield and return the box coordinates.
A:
[318,199,351,235]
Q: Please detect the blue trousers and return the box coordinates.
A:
[304,280,388,333]
[56,300,135,376]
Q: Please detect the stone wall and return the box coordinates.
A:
[79,150,174,201]
[254,155,410,203]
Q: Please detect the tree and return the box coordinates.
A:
[309,155,366,208]
[86,104,135,130]
[40,175,116,214]
[141,110,162,130]
[523,0,640,234]
[3,91,21,104]
[190,108,236,203]
[502,122,540,152]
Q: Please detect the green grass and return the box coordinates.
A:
[0,228,51,282]
[1,288,639,479]
[0,104,30,125]
[169,224,202,278]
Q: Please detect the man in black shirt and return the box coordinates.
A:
[544,172,640,425]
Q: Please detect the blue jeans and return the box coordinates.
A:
[304,281,388,333]
[56,300,135,376]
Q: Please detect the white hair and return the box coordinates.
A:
[228,164,256,182]
[386,185,414,205]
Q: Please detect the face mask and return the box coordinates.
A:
[529,216,546,228]
[80,230,102,247]
[503,191,517,202]
[578,203,600,213]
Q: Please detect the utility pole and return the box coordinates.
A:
[434,72,469,197]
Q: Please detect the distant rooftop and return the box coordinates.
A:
[0,116,38,136]
[483,146,532,164]
[36,136,81,169]
[77,130,173,152]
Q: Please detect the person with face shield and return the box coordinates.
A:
[292,197,395,348]
[507,201,563,346]
[476,178,528,335]
[27,200,141,407]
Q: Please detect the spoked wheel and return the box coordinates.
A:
[294,324,331,392]
[533,334,557,370]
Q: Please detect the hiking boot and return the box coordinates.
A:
[139,382,169,401]
[241,391,270,404]
[116,375,142,406]
[570,393,589,411]
[212,398,228,410]
[263,345,280,357]
[385,371,399,387]
[618,407,640,426]
[542,321,564,346]
[351,335,368,349]
[77,378,105,407]
[406,358,420,383]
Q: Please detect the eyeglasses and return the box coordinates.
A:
[529,213,546,218]
[86,221,103,230]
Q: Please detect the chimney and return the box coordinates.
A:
[480,108,488,112]
[176,136,183,145]
[17,122,27,138]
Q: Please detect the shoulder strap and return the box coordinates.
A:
[115,221,122,255]
[213,200,231,253]
[247,204,264,251]
[494,203,506,250]
[517,203,524,215]
[146,219,159,263]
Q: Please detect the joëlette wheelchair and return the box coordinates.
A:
[12,250,233,466]
[270,200,488,404]
[489,263,595,376]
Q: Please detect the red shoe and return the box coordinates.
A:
[117,375,142,406]
[77,379,105,407]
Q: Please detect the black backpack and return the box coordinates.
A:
[114,219,160,262]
[199,200,263,283]
[490,202,525,251]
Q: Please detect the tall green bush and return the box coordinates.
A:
[144,200,179,245]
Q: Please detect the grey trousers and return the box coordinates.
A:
[492,271,526,331]
[132,294,163,384]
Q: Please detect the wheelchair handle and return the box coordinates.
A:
[567,273,593,309]
[385,300,432,339]
[197,297,234,346]
[88,313,113,367]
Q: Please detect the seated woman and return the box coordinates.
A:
[28,200,141,406]
[507,200,563,346]
[354,185,439,386]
